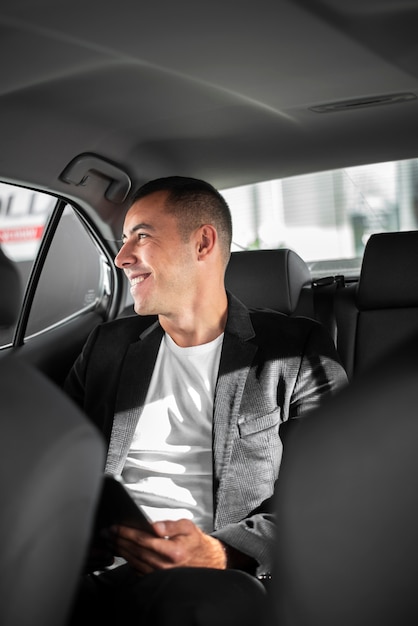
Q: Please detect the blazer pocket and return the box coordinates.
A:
[238,408,281,437]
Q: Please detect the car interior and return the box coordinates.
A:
[0,247,105,626]
[274,329,418,626]
[1,0,418,623]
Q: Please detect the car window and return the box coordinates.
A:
[26,205,112,338]
[221,157,418,279]
[0,182,113,347]
[0,184,54,346]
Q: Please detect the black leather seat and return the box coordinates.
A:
[274,331,418,626]
[335,231,418,378]
[225,249,312,315]
[0,248,105,626]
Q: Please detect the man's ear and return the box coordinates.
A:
[196,224,217,259]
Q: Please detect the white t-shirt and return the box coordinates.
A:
[122,332,224,533]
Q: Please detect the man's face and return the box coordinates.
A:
[114,191,197,317]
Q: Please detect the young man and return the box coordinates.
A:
[66,176,347,625]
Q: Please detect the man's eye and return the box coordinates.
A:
[137,233,148,240]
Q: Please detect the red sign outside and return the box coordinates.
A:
[0,225,44,244]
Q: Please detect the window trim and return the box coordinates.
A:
[12,197,65,346]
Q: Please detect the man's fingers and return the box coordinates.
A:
[152,518,196,538]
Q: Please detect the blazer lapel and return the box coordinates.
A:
[105,322,163,475]
[213,295,257,498]
[213,336,257,473]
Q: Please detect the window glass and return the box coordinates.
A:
[0,183,54,346]
[0,181,113,347]
[26,205,112,338]
[221,158,418,278]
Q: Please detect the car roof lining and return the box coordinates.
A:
[0,0,417,206]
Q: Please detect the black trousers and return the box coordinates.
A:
[69,564,268,626]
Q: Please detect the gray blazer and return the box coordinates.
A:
[64,293,347,575]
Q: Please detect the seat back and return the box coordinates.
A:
[0,253,105,626]
[225,249,311,315]
[274,332,418,626]
[335,231,418,378]
[0,355,105,626]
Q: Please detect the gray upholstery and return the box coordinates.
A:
[336,231,418,378]
[0,355,105,626]
[225,249,311,315]
[274,332,418,626]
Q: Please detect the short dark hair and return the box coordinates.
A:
[131,176,232,264]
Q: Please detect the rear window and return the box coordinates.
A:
[221,157,418,279]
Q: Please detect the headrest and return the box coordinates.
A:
[357,231,418,310]
[225,249,311,315]
[0,247,22,328]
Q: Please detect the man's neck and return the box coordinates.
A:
[158,293,228,348]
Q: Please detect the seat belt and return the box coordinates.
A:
[311,275,346,344]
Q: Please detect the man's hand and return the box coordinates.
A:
[108,519,227,576]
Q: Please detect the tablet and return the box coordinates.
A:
[94,474,155,534]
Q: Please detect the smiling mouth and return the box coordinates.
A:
[130,274,151,288]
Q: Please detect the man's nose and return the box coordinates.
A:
[114,243,135,268]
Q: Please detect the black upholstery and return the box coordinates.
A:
[336,231,418,378]
[357,230,418,309]
[225,249,311,315]
[0,355,105,626]
[274,332,418,626]
[0,256,105,625]
[0,356,104,626]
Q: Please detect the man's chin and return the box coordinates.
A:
[133,301,156,317]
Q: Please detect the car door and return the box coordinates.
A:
[0,182,122,386]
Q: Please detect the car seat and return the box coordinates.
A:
[225,249,312,315]
[274,330,418,625]
[0,249,105,626]
[335,230,418,378]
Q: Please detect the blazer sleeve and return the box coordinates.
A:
[63,316,146,441]
[288,318,348,418]
[212,318,348,576]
